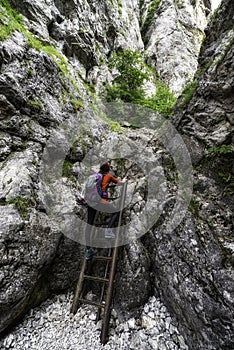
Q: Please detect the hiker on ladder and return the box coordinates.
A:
[84,162,126,260]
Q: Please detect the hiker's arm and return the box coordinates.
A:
[109,174,121,184]
[110,175,127,185]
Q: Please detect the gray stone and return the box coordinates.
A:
[0,1,233,350]
[144,0,211,95]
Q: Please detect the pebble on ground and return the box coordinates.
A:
[0,293,188,350]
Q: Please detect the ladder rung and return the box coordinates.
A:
[83,275,109,283]
[94,223,108,226]
[78,298,105,308]
[93,256,113,261]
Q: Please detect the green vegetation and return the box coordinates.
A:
[32,159,38,166]
[68,78,81,95]
[200,60,213,75]
[209,5,221,23]
[141,0,161,38]
[103,115,122,133]
[28,99,44,109]
[215,37,234,70]
[26,32,69,74]
[188,198,200,217]
[139,79,177,116]
[70,99,84,111]
[218,171,232,184]
[179,56,216,108]
[118,7,122,15]
[0,0,85,110]
[0,0,24,40]
[0,152,14,170]
[107,50,149,102]
[106,50,176,117]
[218,169,234,196]
[62,159,74,178]
[163,157,178,184]
[0,0,68,74]
[223,180,234,196]
[179,80,199,107]
[205,144,232,156]
[7,196,31,218]
[27,68,33,77]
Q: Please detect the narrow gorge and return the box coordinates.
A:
[0,0,233,349]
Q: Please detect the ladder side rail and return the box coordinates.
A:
[71,210,99,314]
[101,181,128,344]
[115,180,128,247]
[70,256,87,314]
[96,248,113,322]
[100,245,118,344]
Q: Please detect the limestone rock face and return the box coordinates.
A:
[173,0,234,146]
[159,0,234,348]
[0,1,233,350]
[0,13,103,332]
[9,0,144,88]
[8,0,211,93]
[143,0,211,94]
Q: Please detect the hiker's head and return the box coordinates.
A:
[100,162,110,173]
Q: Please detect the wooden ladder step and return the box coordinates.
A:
[93,256,113,261]
[83,275,109,283]
[78,298,105,309]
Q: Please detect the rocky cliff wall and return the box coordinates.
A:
[164,0,233,348]
[8,0,211,95]
[143,0,211,94]
[0,0,233,349]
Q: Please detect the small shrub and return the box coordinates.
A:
[28,99,43,109]
[188,198,200,216]
[7,197,31,218]
[62,159,74,177]
[140,80,177,116]
[205,144,233,156]
[106,49,176,117]
[71,99,84,111]
[103,115,122,133]
[179,80,199,107]
[107,50,149,103]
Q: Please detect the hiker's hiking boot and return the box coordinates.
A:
[86,247,97,260]
[105,228,116,239]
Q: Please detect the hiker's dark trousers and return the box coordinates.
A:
[85,202,120,248]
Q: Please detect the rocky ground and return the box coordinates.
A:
[0,293,188,350]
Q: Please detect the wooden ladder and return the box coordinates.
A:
[71,181,127,344]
